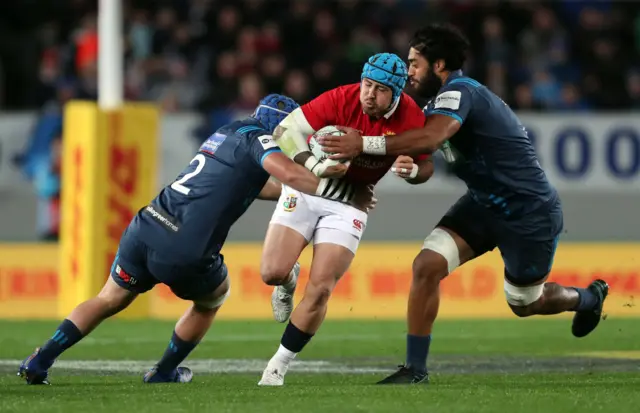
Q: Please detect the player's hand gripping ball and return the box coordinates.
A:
[308,126,350,163]
[308,126,351,178]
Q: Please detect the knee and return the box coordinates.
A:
[412,250,448,284]
[193,280,231,313]
[303,280,334,308]
[504,280,545,317]
[413,228,461,283]
[508,303,537,317]
[260,261,293,286]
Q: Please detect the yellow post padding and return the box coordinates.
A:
[58,101,158,318]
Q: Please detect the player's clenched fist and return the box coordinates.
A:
[391,155,418,179]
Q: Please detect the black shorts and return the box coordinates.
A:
[110,225,228,300]
[437,192,563,285]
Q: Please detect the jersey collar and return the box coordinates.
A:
[444,70,464,85]
[383,96,400,119]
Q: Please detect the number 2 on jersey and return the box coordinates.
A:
[171,154,206,195]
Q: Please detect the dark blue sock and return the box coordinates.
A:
[406,334,431,374]
[37,319,83,369]
[156,331,198,375]
[281,321,314,353]
[574,287,599,311]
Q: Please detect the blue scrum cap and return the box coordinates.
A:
[361,52,408,101]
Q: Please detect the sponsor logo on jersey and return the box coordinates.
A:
[383,130,396,136]
[143,205,180,232]
[283,195,297,212]
[351,156,389,169]
[115,265,137,285]
[352,219,364,231]
[259,135,278,151]
[434,91,461,110]
[200,132,227,155]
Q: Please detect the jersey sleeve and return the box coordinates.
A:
[425,83,473,125]
[249,133,282,168]
[300,88,341,130]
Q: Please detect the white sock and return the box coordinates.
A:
[271,344,297,371]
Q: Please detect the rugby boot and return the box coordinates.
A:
[376,365,429,385]
[271,262,300,323]
[258,364,286,386]
[17,348,50,385]
[143,366,193,383]
[572,279,609,338]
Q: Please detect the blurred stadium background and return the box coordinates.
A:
[0,1,638,411]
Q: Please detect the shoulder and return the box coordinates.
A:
[432,78,484,111]
[234,119,269,138]
[339,83,361,95]
[440,77,484,96]
[309,83,361,114]
[395,93,426,124]
[305,84,358,109]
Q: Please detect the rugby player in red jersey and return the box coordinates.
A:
[258,53,432,386]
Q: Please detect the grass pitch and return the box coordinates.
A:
[1,318,639,412]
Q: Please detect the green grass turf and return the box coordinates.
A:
[1,318,639,413]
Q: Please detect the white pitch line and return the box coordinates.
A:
[0,359,391,374]
[3,332,487,347]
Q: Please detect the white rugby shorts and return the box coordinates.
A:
[269,184,368,254]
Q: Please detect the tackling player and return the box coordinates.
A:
[319,24,609,384]
[17,94,371,385]
[257,53,433,386]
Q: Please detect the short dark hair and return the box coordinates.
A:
[409,23,470,71]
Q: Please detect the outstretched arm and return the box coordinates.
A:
[321,85,472,159]
[261,151,354,203]
[321,114,461,159]
[376,115,461,156]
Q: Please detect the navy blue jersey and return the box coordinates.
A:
[424,70,557,218]
[131,118,280,263]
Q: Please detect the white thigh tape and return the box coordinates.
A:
[421,228,460,274]
[503,279,544,306]
[195,286,230,309]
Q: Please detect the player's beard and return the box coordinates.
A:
[412,66,443,100]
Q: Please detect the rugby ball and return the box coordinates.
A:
[308,126,348,163]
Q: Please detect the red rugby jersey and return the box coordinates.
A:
[301,83,427,185]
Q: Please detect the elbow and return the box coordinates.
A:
[406,176,429,185]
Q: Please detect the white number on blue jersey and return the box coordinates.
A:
[171,154,206,195]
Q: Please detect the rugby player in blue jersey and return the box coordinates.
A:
[320,24,609,385]
[18,94,372,385]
